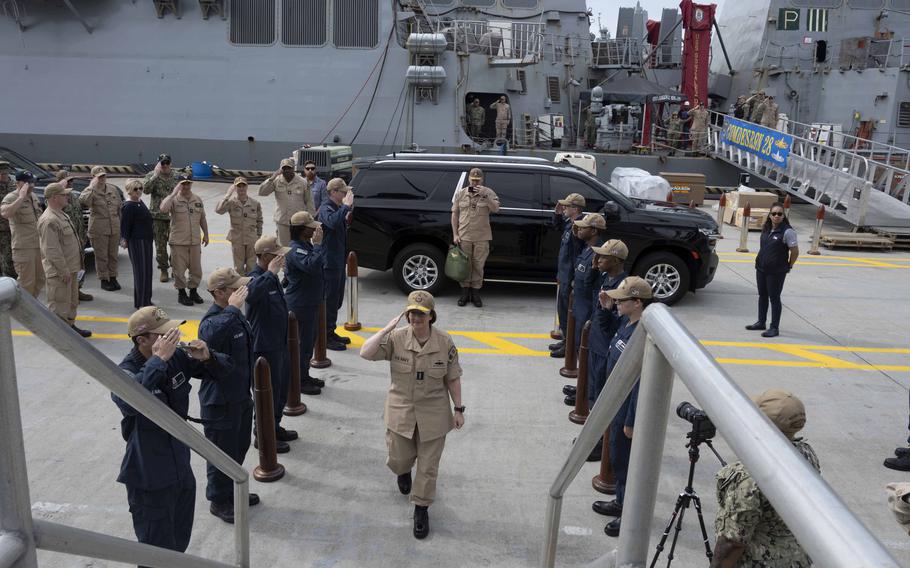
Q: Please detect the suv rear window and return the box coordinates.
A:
[355,169,444,199]
[546,175,608,212]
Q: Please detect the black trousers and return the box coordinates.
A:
[557,280,570,339]
[324,268,346,335]
[756,270,787,329]
[127,238,154,309]
[292,303,319,378]
[126,478,195,566]
[202,399,253,504]
[609,412,632,505]
[256,349,289,430]
[587,351,609,409]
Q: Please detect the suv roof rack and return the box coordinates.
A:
[383,153,551,164]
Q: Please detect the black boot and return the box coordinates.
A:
[189,288,204,304]
[178,289,193,306]
[397,472,412,495]
[209,501,234,524]
[413,505,429,539]
[100,279,116,291]
[301,379,322,395]
[110,277,122,291]
[306,375,326,388]
[471,289,483,307]
[457,288,470,307]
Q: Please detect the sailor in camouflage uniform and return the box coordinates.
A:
[711,389,819,567]
[142,154,178,283]
[0,161,17,279]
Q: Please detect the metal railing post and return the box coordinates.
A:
[541,325,646,568]
[615,334,675,566]
[0,279,38,568]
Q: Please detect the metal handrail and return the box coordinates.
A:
[542,303,897,567]
[0,277,250,568]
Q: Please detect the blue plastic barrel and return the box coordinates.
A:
[191,161,213,179]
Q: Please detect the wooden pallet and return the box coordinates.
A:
[820,232,895,251]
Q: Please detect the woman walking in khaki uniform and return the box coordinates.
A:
[360,291,465,540]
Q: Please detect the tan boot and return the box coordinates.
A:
[159,269,169,283]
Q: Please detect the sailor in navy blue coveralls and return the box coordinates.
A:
[549,194,585,358]
[113,306,227,560]
[590,276,653,538]
[246,235,298,442]
[285,211,327,394]
[198,267,257,521]
[570,213,606,350]
[317,178,354,351]
[587,240,629,410]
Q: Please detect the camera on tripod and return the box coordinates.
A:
[676,402,716,444]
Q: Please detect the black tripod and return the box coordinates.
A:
[649,437,726,568]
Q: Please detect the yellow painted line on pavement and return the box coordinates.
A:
[717,252,910,269]
[11,321,910,371]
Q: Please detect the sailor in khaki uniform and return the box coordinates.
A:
[0,171,45,297]
[80,166,124,291]
[160,173,209,306]
[258,158,315,246]
[360,291,465,540]
[38,183,91,337]
[451,167,500,308]
[215,177,263,275]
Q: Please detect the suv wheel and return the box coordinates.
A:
[634,251,690,306]
[393,244,445,295]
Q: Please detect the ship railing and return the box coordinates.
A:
[541,303,897,568]
[0,278,250,568]
[439,20,544,62]
[758,36,910,72]
[590,38,646,68]
[648,124,705,157]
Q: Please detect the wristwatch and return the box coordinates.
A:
[454,406,466,413]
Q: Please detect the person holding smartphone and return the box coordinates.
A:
[451,167,500,308]
[360,291,465,540]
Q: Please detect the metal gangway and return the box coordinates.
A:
[0,278,251,568]
[705,110,910,230]
[542,302,897,567]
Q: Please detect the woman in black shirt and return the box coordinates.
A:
[746,203,799,337]
[120,180,154,308]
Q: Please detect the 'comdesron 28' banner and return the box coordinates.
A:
[720,117,793,167]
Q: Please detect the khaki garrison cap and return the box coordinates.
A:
[207,267,251,292]
[254,235,291,256]
[43,182,70,199]
[557,193,586,208]
[592,239,629,260]
[128,306,185,337]
[405,290,435,313]
[606,276,653,301]
[573,213,606,230]
[751,389,806,439]
[290,211,320,228]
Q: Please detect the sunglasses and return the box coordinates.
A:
[770,212,784,217]
[304,166,316,171]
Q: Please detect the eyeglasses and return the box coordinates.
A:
[304,167,316,171]
[770,212,784,217]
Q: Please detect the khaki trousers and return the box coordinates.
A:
[91,231,119,279]
[386,428,446,507]
[276,224,291,247]
[47,273,78,325]
[231,242,256,276]
[495,119,509,139]
[170,244,202,290]
[459,240,489,289]
[13,248,45,298]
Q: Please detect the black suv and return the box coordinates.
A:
[347,155,720,304]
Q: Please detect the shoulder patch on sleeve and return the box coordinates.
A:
[448,344,458,363]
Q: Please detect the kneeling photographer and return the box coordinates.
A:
[711,389,820,567]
